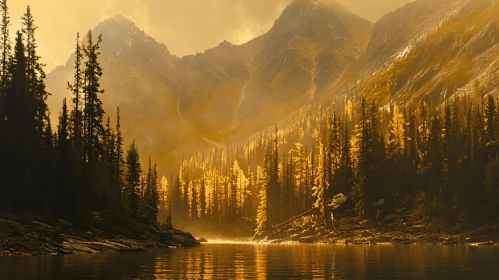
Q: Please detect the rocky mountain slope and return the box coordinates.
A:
[177,0,372,142]
[46,0,373,169]
[47,15,209,168]
[335,0,499,106]
[46,0,499,172]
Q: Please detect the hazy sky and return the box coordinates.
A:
[10,0,413,71]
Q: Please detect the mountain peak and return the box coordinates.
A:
[218,40,233,48]
[107,14,133,24]
[287,0,352,14]
[110,14,126,20]
[277,0,371,30]
[95,14,140,33]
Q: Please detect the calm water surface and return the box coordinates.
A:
[1,243,498,279]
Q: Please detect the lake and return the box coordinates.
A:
[1,243,498,279]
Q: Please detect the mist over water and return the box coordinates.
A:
[1,244,498,279]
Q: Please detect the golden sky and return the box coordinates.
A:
[10,0,413,72]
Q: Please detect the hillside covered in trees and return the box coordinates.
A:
[1,0,499,246]
[171,88,499,238]
[0,1,169,237]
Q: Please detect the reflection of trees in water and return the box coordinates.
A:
[1,245,499,278]
[254,244,267,280]
[5,251,155,279]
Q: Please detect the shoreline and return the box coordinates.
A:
[2,217,498,257]
[251,217,499,246]
[0,218,201,257]
[252,230,499,246]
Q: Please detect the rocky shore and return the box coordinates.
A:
[254,225,499,246]
[252,212,499,246]
[0,218,201,257]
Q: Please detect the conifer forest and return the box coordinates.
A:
[1,0,499,239]
[3,0,499,278]
[0,2,160,232]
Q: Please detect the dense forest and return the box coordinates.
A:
[1,0,499,238]
[0,1,164,232]
[172,84,499,234]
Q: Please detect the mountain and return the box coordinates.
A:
[46,0,373,169]
[47,15,209,168]
[176,0,372,142]
[335,0,499,106]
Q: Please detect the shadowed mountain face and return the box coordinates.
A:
[46,0,373,168]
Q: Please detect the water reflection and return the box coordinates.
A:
[0,244,498,279]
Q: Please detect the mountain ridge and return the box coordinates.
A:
[333,0,499,107]
[46,0,499,173]
[47,0,373,171]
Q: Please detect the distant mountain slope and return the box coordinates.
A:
[46,15,207,168]
[335,0,498,106]
[46,0,373,169]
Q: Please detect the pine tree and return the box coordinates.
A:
[82,31,104,165]
[42,116,55,211]
[427,110,443,204]
[0,0,10,98]
[313,140,328,225]
[6,31,37,212]
[0,1,9,206]
[143,162,160,226]
[352,98,369,218]
[68,33,83,149]
[328,113,341,194]
[55,98,72,217]
[125,140,142,217]
[387,105,405,159]
[199,177,206,219]
[104,116,116,209]
[115,107,125,206]
[406,102,417,161]
[21,6,49,137]
[255,166,268,233]
[340,121,353,195]
[486,95,496,142]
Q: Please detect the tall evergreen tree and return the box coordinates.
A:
[0,0,10,98]
[486,95,496,142]
[21,6,49,137]
[0,0,10,210]
[125,140,142,218]
[255,166,268,233]
[82,31,104,165]
[55,98,72,218]
[6,31,36,212]
[115,107,125,206]
[68,33,83,149]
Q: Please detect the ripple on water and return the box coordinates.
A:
[0,243,498,279]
